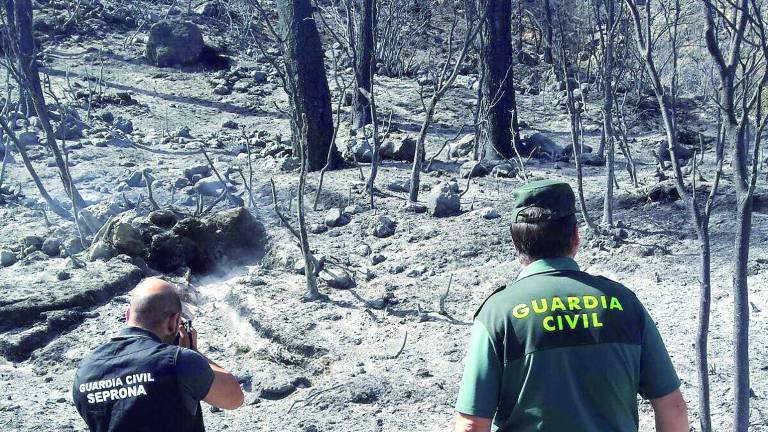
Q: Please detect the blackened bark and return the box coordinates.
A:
[542,0,554,64]
[480,0,514,161]
[276,0,340,171]
[352,0,376,129]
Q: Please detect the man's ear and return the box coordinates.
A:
[168,312,180,335]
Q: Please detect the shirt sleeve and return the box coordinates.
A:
[176,348,216,401]
[638,306,681,400]
[455,321,502,419]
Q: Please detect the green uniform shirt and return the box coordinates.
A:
[455,258,680,431]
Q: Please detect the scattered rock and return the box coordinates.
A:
[647,180,680,203]
[124,170,146,188]
[387,180,410,193]
[259,383,296,400]
[148,210,178,229]
[355,244,371,256]
[221,119,238,129]
[0,249,16,267]
[656,141,694,162]
[490,163,517,178]
[459,161,490,179]
[340,137,372,163]
[42,236,63,257]
[519,131,565,159]
[145,21,204,67]
[319,268,355,289]
[88,241,117,262]
[370,254,386,265]
[369,215,396,238]
[195,0,225,16]
[380,136,416,161]
[344,204,365,215]
[194,177,232,197]
[22,235,43,251]
[324,208,351,228]
[479,207,500,219]
[309,223,328,234]
[111,223,145,256]
[449,134,475,158]
[113,117,133,134]
[580,153,605,166]
[427,182,461,217]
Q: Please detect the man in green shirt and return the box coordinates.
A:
[454,180,688,432]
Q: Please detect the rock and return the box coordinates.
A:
[647,180,680,203]
[459,161,490,179]
[0,249,16,266]
[147,207,266,273]
[427,182,461,217]
[221,119,238,129]
[113,117,133,134]
[294,255,325,275]
[479,207,500,219]
[319,269,355,289]
[380,136,416,161]
[124,170,146,188]
[194,177,232,197]
[355,244,371,256]
[145,21,204,67]
[449,134,475,158]
[99,112,115,123]
[111,223,145,256]
[370,254,386,265]
[520,132,565,159]
[89,241,117,261]
[562,143,594,157]
[17,131,39,148]
[490,163,517,178]
[42,237,63,257]
[195,1,224,16]
[400,202,427,213]
[22,235,43,251]
[656,141,694,162]
[580,153,605,166]
[259,383,296,400]
[176,126,192,138]
[324,208,351,228]
[370,215,396,238]
[387,180,410,193]
[148,210,177,228]
[175,177,191,189]
[184,165,211,180]
[62,237,85,256]
[309,223,328,234]
[57,270,71,281]
[344,204,365,215]
[340,137,372,162]
[213,84,232,95]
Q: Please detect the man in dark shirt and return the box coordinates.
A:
[454,180,688,432]
[73,277,244,432]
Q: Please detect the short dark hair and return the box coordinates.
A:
[130,281,182,329]
[509,207,577,261]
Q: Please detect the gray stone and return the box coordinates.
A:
[324,208,350,228]
[449,134,475,158]
[145,21,204,67]
[124,170,146,188]
[459,161,490,179]
[213,84,232,95]
[370,215,396,238]
[194,177,231,197]
[221,119,238,129]
[113,117,133,134]
[111,223,145,256]
[355,244,371,256]
[380,136,416,161]
[319,269,355,289]
[580,153,605,166]
[195,1,224,16]
[0,249,16,267]
[520,132,565,159]
[340,137,372,163]
[183,165,211,180]
[89,241,117,261]
[309,223,328,234]
[479,207,500,219]
[490,163,517,178]
[17,132,39,148]
[387,180,410,193]
[370,254,386,265]
[344,204,365,215]
[22,235,43,251]
[427,182,461,217]
[42,236,63,257]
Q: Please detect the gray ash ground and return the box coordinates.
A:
[1,5,768,432]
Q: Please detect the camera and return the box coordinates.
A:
[173,319,193,346]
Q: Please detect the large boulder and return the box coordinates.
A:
[147,207,266,273]
[145,21,204,67]
[519,132,565,159]
[339,137,372,163]
[427,181,461,217]
[380,136,416,161]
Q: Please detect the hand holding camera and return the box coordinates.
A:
[176,320,197,351]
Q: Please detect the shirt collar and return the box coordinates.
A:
[516,257,580,281]
[118,326,163,343]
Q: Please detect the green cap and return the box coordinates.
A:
[510,179,576,223]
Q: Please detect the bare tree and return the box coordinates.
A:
[407,1,485,203]
[275,0,341,171]
[351,0,376,129]
[700,0,767,428]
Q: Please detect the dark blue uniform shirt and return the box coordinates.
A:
[73,327,215,432]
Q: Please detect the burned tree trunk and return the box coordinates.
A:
[542,0,554,64]
[480,0,516,161]
[600,0,615,227]
[352,0,376,129]
[11,0,85,208]
[276,0,340,171]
